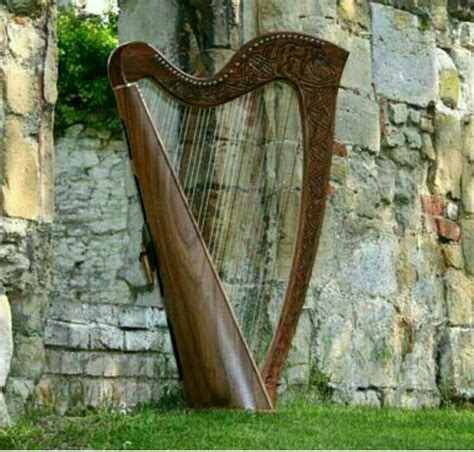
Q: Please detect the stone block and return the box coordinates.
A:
[440,328,474,400]
[46,350,82,375]
[303,0,337,18]
[118,306,149,329]
[436,218,461,241]
[6,0,46,15]
[2,119,39,220]
[89,325,124,350]
[342,235,398,296]
[256,0,302,32]
[339,34,373,97]
[4,377,35,419]
[0,15,6,56]
[353,389,381,407]
[124,330,163,352]
[461,218,474,275]
[371,3,436,106]
[0,295,13,388]
[4,65,35,115]
[7,20,39,60]
[420,194,444,217]
[335,89,380,152]
[10,335,44,379]
[462,164,474,213]
[43,21,57,105]
[435,48,460,109]
[389,103,408,124]
[83,352,156,378]
[441,243,465,269]
[421,133,436,160]
[10,293,48,336]
[451,48,473,112]
[445,270,474,326]
[433,107,463,199]
[44,320,90,349]
[0,393,11,427]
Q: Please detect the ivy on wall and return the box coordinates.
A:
[56,11,120,135]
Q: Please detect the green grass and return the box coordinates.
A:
[0,399,472,450]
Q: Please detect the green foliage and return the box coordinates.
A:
[56,11,120,135]
[1,398,473,449]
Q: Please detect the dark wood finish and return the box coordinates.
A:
[108,31,348,408]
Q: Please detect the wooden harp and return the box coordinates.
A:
[108,32,348,411]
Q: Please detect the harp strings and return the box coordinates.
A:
[137,79,302,361]
[243,87,295,353]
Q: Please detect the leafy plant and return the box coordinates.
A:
[56,10,120,135]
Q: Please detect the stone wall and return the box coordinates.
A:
[118,0,473,408]
[0,0,57,425]
[37,125,176,413]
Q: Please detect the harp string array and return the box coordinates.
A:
[138,79,303,363]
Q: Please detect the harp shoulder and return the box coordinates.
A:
[108,32,349,105]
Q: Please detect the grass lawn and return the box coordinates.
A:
[0,398,472,450]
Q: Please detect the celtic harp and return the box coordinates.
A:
[108,32,348,411]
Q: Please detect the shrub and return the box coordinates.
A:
[56,10,120,135]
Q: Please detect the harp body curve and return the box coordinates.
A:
[109,32,348,410]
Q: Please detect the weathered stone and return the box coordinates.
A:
[43,16,57,105]
[404,127,422,149]
[124,330,162,352]
[461,164,474,213]
[439,328,474,400]
[433,107,463,199]
[10,336,44,379]
[435,48,461,109]
[2,118,39,220]
[0,295,13,388]
[442,243,465,269]
[409,109,421,124]
[460,218,474,275]
[389,103,408,124]
[0,393,11,427]
[421,133,436,160]
[451,47,473,112]
[459,21,473,49]
[445,270,473,326]
[339,34,373,97]
[45,320,90,349]
[7,20,40,60]
[420,116,435,133]
[371,4,436,106]
[342,235,398,296]
[6,0,46,15]
[4,65,35,115]
[89,325,124,351]
[384,125,405,148]
[335,89,380,152]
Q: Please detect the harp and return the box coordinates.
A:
[108,32,348,411]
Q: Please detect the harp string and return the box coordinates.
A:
[213,94,252,268]
[189,108,212,209]
[136,79,302,361]
[197,103,225,231]
[216,94,258,279]
[224,96,266,326]
[244,87,294,351]
[207,95,245,258]
[186,108,208,200]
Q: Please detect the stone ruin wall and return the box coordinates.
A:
[116,0,473,408]
[0,0,472,425]
[0,0,57,425]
